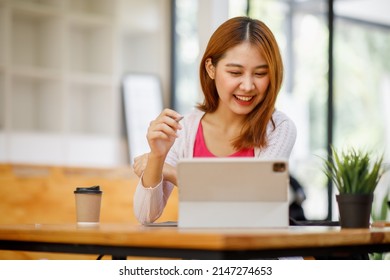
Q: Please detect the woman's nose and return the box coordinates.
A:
[239,76,255,91]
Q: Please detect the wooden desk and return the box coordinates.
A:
[0,224,390,259]
[0,163,179,259]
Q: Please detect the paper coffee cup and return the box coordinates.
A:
[74,186,102,226]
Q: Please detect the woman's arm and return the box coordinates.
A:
[132,152,178,224]
[133,178,175,224]
[132,109,182,224]
[141,109,182,187]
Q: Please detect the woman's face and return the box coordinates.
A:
[206,42,270,116]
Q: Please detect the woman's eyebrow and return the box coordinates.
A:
[225,63,268,69]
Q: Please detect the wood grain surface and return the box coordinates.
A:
[0,223,389,251]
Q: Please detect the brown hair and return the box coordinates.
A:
[197,17,283,150]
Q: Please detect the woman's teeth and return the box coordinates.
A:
[235,95,253,101]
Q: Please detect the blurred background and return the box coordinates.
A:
[0,0,389,221]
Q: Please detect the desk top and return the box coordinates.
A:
[0,223,389,251]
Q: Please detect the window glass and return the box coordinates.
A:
[248,0,329,220]
[333,1,390,218]
[173,0,390,220]
[173,0,199,114]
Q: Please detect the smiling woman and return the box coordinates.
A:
[132,17,296,225]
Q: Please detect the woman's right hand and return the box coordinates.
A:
[139,109,182,188]
[146,108,183,159]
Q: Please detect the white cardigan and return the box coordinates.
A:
[133,109,297,224]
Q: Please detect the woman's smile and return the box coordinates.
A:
[234,94,255,105]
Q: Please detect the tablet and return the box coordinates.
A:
[177,158,289,228]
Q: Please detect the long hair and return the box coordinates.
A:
[197,17,283,150]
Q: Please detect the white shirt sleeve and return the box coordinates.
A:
[133,177,175,224]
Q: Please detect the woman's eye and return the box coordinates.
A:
[229,71,241,75]
[255,72,267,77]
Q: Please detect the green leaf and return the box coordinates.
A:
[321,146,385,194]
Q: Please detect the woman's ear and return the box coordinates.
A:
[205,58,215,80]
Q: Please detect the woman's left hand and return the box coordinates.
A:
[133,153,149,178]
[133,153,177,186]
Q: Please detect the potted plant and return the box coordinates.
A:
[322,147,385,228]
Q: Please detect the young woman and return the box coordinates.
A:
[133,17,297,224]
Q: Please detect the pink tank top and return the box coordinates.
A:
[193,122,254,157]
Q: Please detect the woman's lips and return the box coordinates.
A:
[234,95,255,104]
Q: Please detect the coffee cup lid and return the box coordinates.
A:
[74,186,102,194]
